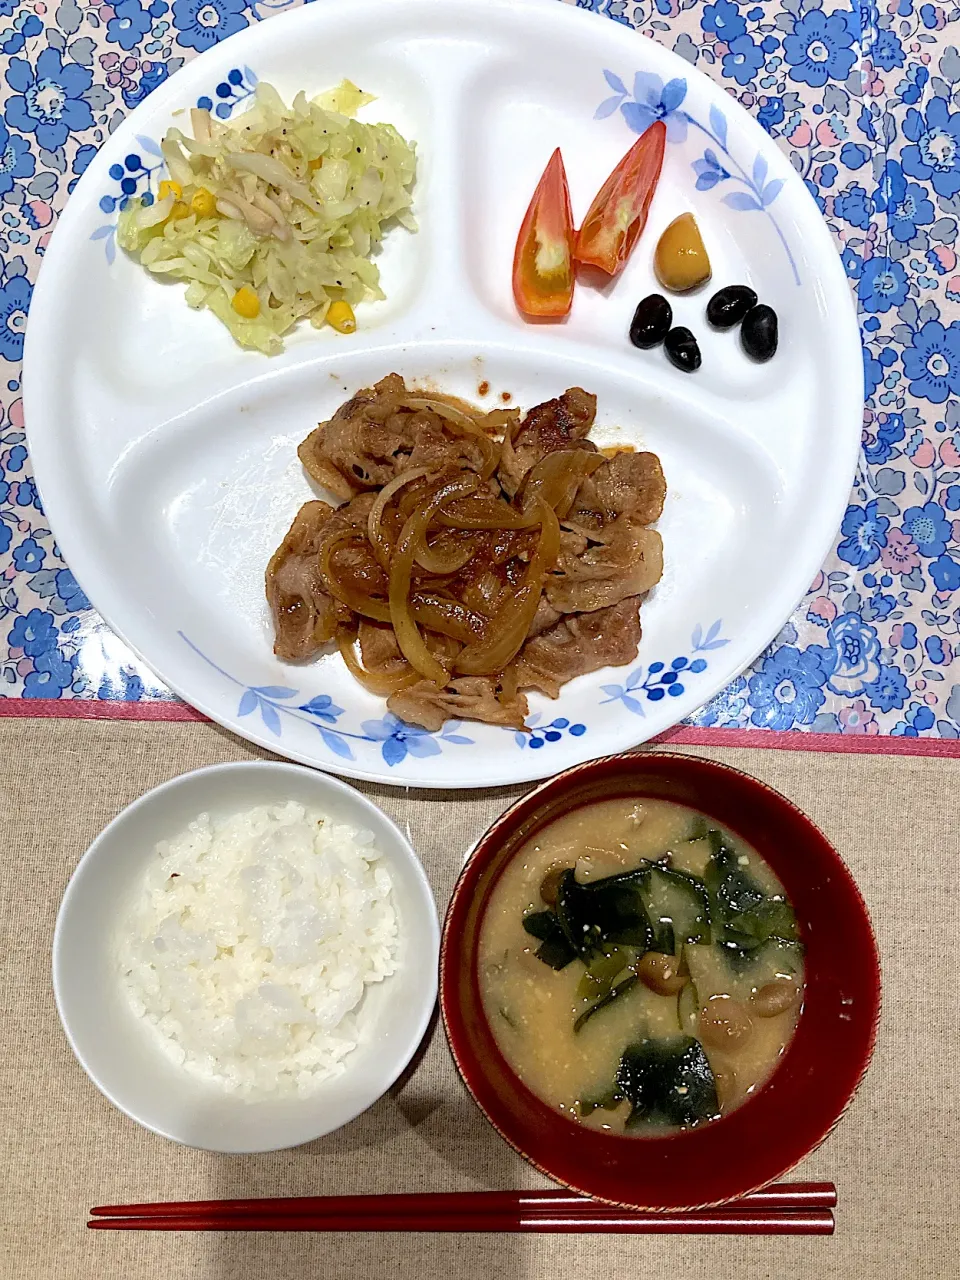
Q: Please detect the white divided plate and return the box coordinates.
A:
[23,0,862,789]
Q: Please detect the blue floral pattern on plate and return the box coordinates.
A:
[599,620,728,715]
[196,62,256,116]
[179,631,476,767]
[181,626,720,767]
[0,0,955,746]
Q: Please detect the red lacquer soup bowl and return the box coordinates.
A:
[440,752,881,1210]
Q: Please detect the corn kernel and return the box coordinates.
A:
[308,156,323,171]
[327,300,356,334]
[232,286,260,319]
[191,187,217,217]
[168,201,190,221]
[158,179,182,202]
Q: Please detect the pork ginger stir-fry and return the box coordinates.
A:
[266,375,665,730]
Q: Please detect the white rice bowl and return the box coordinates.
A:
[118,801,399,1099]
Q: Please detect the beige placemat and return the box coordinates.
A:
[1,720,956,1279]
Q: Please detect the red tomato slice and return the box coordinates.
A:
[512,148,575,319]
[574,121,667,278]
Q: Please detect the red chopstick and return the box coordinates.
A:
[88,1183,836,1236]
[88,1208,833,1235]
[90,1181,835,1217]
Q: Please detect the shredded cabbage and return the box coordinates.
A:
[116,80,417,354]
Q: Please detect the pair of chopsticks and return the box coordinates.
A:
[89,1182,835,1235]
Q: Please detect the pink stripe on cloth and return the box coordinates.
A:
[653,726,960,758]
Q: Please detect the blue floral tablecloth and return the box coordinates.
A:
[2,0,959,740]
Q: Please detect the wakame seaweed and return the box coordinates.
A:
[523,827,800,1005]
[555,866,654,958]
[706,841,764,915]
[616,1035,719,1129]
[526,858,712,970]
[642,863,712,945]
[573,974,640,1034]
[521,909,577,970]
[578,1085,624,1117]
[649,920,676,955]
[577,947,632,1001]
[704,833,799,964]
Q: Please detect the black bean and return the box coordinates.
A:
[664,326,701,373]
[741,304,778,361]
[706,284,758,329]
[629,293,672,349]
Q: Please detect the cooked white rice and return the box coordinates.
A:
[117,801,399,1099]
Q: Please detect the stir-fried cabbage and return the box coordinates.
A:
[116,80,417,354]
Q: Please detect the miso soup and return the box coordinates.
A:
[478,798,804,1135]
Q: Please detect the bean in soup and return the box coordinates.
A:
[478,799,804,1135]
